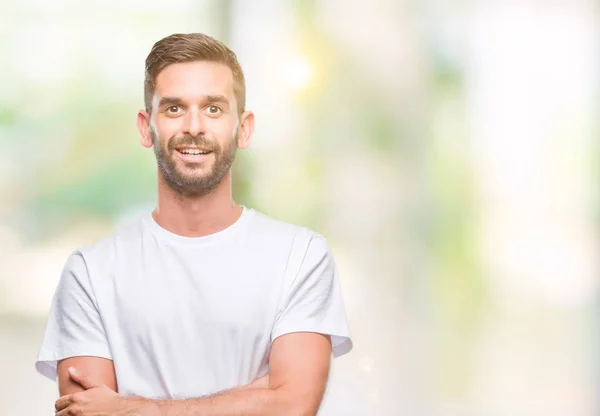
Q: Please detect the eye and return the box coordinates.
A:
[166,106,181,114]
[206,105,222,115]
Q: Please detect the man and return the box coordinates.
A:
[35,33,352,415]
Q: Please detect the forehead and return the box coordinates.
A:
[153,61,235,102]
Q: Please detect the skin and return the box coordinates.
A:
[56,333,331,416]
[57,357,117,396]
[55,60,332,416]
[140,60,254,236]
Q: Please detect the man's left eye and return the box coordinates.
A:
[207,105,222,114]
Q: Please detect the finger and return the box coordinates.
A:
[68,367,100,390]
[54,394,72,412]
[56,406,77,416]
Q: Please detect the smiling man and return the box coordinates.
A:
[35,33,352,415]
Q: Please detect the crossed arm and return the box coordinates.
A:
[56,332,332,416]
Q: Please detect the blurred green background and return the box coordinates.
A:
[1,1,598,415]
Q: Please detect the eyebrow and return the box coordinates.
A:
[157,95,230,108]
[157,97,184,108]
[205,95,230,106]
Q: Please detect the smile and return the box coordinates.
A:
[174,147,213,163]
[178,149,210,155]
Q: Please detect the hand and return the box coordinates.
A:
[55,367,156,416]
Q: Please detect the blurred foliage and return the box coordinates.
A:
[289,0,488,400]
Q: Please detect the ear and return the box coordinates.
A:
[137,110,153,148]
[237,111,255,150]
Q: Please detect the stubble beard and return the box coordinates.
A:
[151,128,238,197]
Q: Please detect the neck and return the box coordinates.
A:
[152,170,243,237]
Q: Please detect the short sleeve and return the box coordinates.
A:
[35,252,112,381]
[271,236,353,358]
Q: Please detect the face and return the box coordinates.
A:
[137,61,253,196]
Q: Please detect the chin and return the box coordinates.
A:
[178,164,213,177]
[173,158,210,171]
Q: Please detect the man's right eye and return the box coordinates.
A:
[166,106,181,114]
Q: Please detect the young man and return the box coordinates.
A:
[36,33,352,415]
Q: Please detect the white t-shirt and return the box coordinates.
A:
[35,206,352,399]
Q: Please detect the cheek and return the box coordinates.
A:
[207,117,238,139]
[153,118,181,143]
[230,118,240,139]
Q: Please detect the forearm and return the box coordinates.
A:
[150,386,300,416]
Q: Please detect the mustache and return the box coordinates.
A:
[168,134,216,151]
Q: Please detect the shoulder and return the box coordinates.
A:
[75,215,148,267]
[245,209,333,269]
[246,208,326,246]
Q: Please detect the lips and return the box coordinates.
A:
[172,146,214,164]
[175,146,212,156]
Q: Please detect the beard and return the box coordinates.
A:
[151,128,238,197]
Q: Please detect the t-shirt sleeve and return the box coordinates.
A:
[271,235,353,358]
[35,252,112,381]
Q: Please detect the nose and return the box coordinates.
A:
[182,108,205,138]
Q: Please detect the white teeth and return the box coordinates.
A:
[180,149,208,155]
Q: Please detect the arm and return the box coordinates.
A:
[56,333,329,416]
[36,252,115,389]
[57,356,117,395]
[152,332,332,416]
[55,364,271,415]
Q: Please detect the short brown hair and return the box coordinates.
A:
[144,33,246,115]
